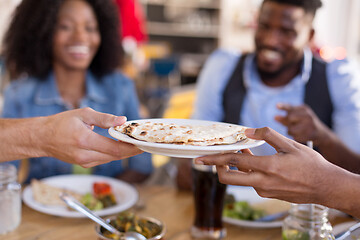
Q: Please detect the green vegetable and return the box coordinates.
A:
[223,201,266,221]
[80,193,103,211]
[98,194,117,208]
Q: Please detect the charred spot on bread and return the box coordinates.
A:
[123,125,133,134]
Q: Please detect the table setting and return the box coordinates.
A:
[1,119,358,240]
[1,177,357,240]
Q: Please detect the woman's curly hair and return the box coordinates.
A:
[2,0,122,80]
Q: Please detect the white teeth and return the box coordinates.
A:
[261,49,281,61]
[68,46,89,54]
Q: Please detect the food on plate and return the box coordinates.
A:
[80,193,103,211]
[78,182,117,210]
[31,179,117,210]
[99,212,164,240]
[223,201,266,221]
[92,182,117,208]
[223,194,266,221]
[31,179,82,206]
[115,121,247,146]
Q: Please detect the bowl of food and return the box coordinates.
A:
[95,212,166,240]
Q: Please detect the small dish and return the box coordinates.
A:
[95,214,166,240]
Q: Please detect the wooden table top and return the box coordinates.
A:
[3,185,354,240]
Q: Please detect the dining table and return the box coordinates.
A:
[2,184,356,240]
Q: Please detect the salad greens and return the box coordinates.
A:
[80,193,103,211]
[223,194,266,221]
[223,201,266,221]
[79,182,117,211]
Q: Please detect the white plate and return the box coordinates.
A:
[22,175,138,218]
[223,186,290,228]
[109,119,265,158]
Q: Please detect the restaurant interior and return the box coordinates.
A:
[0,0,360,239]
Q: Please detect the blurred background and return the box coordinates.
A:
[1,0,360,118]
[136,0,360,120]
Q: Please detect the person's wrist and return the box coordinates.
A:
[30,116,51,158]
[339,173,360,216]
[314,126,336,149]
[323,168,360,215]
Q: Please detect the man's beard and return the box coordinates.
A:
[257,65,288,79]
[256,57,302,80]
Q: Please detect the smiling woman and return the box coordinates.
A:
[53,0,101,79]
[0,0,153,184]
[2,0,121,80]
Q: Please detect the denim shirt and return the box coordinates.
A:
[194,48,360,156]
[2,70,153,182]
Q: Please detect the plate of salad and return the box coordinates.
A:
[23,174,138,218]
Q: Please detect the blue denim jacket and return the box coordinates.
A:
[2,70,153,182]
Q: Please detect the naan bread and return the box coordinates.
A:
[115,121,247,146]
[31,179,82,206]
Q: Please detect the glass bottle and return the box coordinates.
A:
[282,204,334,240]
[0,163,21,234]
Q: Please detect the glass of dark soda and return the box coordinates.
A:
[191,160,227,239]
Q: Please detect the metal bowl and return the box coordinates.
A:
[95,215,166,240]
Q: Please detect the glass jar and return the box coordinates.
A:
[282,204,334,240]
[0,163,21,234]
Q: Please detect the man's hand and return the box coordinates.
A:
[41,108,142,167]
[195,127,347,205]
[275,103,331,146]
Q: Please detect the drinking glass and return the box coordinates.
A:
[0,163,21,234]
[191,160,227,239]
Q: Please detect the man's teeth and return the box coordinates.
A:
[68,46,89,54]
[262,50,281,61]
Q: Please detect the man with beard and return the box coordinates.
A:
[193,0,360,169]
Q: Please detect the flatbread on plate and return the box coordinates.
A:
[31,179,82,206]
[114,121,247,146]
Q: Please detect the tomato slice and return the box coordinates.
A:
[93,182,112,196]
